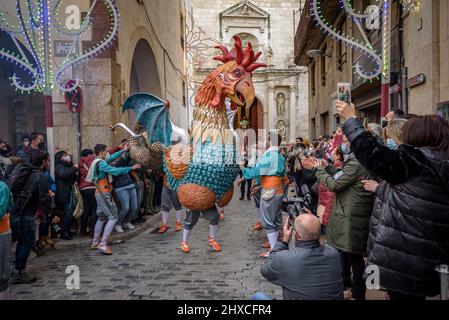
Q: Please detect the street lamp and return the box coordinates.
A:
[306,49,332,59]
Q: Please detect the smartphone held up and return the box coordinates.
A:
[337,82,352,103]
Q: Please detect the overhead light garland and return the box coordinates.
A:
[0,0,119,95]
[310,0,384,82]
[401,0,420,14]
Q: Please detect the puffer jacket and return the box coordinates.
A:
[344,117,449,297]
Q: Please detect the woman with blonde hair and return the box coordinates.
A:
[383,118,408,150]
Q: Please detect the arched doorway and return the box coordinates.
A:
[234,98,264,148]
[0,31,45,150]
[128,39,162,123]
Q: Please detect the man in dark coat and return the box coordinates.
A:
[55,151,78,240]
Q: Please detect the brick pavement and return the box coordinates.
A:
[10,192,283,300]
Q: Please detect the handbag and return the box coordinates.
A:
[72,184,84,219]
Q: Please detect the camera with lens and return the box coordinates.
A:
[282,184,312,220]
[52,223,62,235]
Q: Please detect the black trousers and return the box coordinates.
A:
[153,177,163,207]
[80,189,97,234]
[240,179,252,198]
[339,251,366,300]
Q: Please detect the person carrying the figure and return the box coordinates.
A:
[158,173,184,234]
[86,143,141,255]
[242,131,288,258]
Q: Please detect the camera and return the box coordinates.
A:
[52,223,62,235]
[282,185,312,220]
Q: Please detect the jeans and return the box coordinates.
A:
[59,203,73,234]
[250,292,273,300]
[135,181,144,218]
[115,185,138,226]
[80,189,97,234]
[240,179,252,198]
[338,250,366,300]
[0,231,12,291]
[11,216,35,272]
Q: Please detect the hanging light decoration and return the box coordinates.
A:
[401,0,421,14]
[310,0,384,82]
[0,0,120,94]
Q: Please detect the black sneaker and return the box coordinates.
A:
[11,271,37,284]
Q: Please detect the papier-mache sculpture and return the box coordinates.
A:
[111,36,266,252]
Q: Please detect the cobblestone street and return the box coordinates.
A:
[10,192,282,300]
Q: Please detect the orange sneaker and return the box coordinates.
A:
[158,224,168,234]
[253,222,263,231]
[181,241,190,253]
[175,222,183,232]
[261,241,271,249]
[259,251,271,258]
[98,244,112,255]
[208,237,222,252]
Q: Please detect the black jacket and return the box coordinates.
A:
[343,117,449,297]
[55,155,78,205]
[261,240,343,300]
[12,165,51,218]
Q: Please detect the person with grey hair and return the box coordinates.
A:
[258,211,343,300]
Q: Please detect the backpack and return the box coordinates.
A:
[6,164,37,197]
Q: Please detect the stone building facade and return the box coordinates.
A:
[402,0,449,120]
[190,0,309,143]
[294,0,449,139]
[0,0,188,158]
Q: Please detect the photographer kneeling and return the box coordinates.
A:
[258,212,343,300]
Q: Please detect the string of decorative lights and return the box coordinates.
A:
[310,0,383,82]
[0,0,120,94]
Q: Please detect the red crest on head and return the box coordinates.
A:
[213,35,267,73]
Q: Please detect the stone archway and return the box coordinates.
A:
[128,38,162,123]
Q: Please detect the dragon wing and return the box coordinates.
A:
[122,93,172,146]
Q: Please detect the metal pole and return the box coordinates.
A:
[436,265,449,300]
[401,66,408,114]
[43,0,55,177]
[380,0,391,117]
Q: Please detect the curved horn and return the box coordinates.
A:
[111,123,142,138]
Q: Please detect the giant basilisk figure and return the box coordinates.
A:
[113,36,266,252]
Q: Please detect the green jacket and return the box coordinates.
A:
[316,156,375,256]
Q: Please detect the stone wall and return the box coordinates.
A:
[403,0,449,115]
[191,0,309,141]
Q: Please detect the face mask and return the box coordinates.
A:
[386,139,399,150]
[340,143,350,155]
[62,155,71,163]
[38,142,46,150]
[105,152,111,161]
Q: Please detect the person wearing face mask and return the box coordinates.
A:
[17,132,46,164]
[361,119,408,194]
[54,151,79,240]
[337,101,449,300]
[313,135,376,300]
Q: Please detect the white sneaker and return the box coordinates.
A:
[125,223,135,230]
[115,225,124,233]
